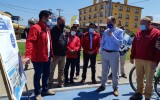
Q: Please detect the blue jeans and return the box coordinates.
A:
[32,59,50,95]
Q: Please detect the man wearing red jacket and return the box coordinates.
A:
[23,10,55,100]
[64,26,80,84]
[80,23,101,84]
[130,17,160,100]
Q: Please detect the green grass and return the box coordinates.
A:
[17,42,25,56]
[80,50,131,61]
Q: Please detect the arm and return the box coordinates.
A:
[111,30,123,46]
[93,34,101,54]
[81,35,85,50]
[100,32,105,53]
[74,38,81,52]
[127,36,133,49]
[25,26,38,58]
[130,34,137,60]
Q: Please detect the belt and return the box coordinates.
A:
[103,49,118,53]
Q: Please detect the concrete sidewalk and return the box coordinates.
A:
[0,59,134,97]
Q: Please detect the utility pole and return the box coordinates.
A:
[56,9,63,17]
[98,0,103,34]
[107,0,112,17]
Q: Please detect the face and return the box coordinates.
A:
[58,18,65,26]
[89,24,95,29]
[140,20,150,29]
[71,28,77,32]
[41,15,51,23]
[73,24,79,28]
[107,19,115,25]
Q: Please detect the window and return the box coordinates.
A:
[101,4,104,9]
[84,10,87,14]
[95,6,98,11]
[119,6,123,11]
[100,12,103,17]
[84,16,86,20]
[126,15,129,19]
[134,23,137,28]
[135,16,138,21]
[135,9,139,13]
[89,8,92,12]
[118,14,122,18]
[94,13,97,18]
[83,22,85,26]
[126,7,130,12]
[94,21,96,24]
[80,10,82,14]
[89,15,92,19]
[115,13,117,15]
[100,20,103,23]
[125,22,129,26]
[79,17,81,21]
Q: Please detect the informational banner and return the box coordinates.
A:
[0,14,26,100]
[70,16,77,28]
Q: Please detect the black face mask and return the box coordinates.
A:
[59,23,65,29]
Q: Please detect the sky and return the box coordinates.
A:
[0,0,160,26]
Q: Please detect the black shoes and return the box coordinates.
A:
[121,74,127,78]
[130,93,143,100]
[96,85,105,92]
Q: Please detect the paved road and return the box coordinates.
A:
[0,59,134,97]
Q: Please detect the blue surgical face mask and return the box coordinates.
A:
[140,25,147,30]
[107,23,113,29]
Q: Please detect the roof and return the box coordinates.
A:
[79,1,143,10]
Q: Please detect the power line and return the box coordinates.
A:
[0,4,38,14]
[0,2,40,11]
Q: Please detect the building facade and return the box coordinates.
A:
[79,0,143,34]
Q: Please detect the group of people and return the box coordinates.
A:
[23,10,160,100]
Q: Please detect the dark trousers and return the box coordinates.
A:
[64,58,76,82]
[82,53,96,81]
[32,59,50,95]
[75,51,80,76]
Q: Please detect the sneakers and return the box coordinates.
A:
[35,94,43,100]
[48,83,54,89]
[92,80,97,84]
[121,74,127,78]
[130,93,143,100]
[96,85,105,92]
[113,89,119,96]
[80,79,85,84]
[58,83,64,88]
[74,75,80,80]
[41,89,56,96]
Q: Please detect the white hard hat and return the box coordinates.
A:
[73,20,79,25]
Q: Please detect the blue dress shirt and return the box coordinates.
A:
[101,27,123,52]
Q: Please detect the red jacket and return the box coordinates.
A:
[66,35,80,58]
[25,21,53,62]
[81,31,101,54]
[130,27,160,63]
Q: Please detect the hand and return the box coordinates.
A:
[156,41,160,50]
[130,59,134,64]
[108,31,113,36]
[152,62,158,69]
[71,50,75,56]
[88,51,93,55]
[22,58,31,65]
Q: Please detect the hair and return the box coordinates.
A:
[70,26,77,30]
[57,16,65,22]
[39,10,52,20]
[107,16,116,23]
[141,17,151,23]
[89,23,97,27]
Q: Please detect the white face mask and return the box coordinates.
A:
[89,28,94,33]
[71,31,76,36]
[47,19,52,26]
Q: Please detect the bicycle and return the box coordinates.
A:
[129,65,160,96]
